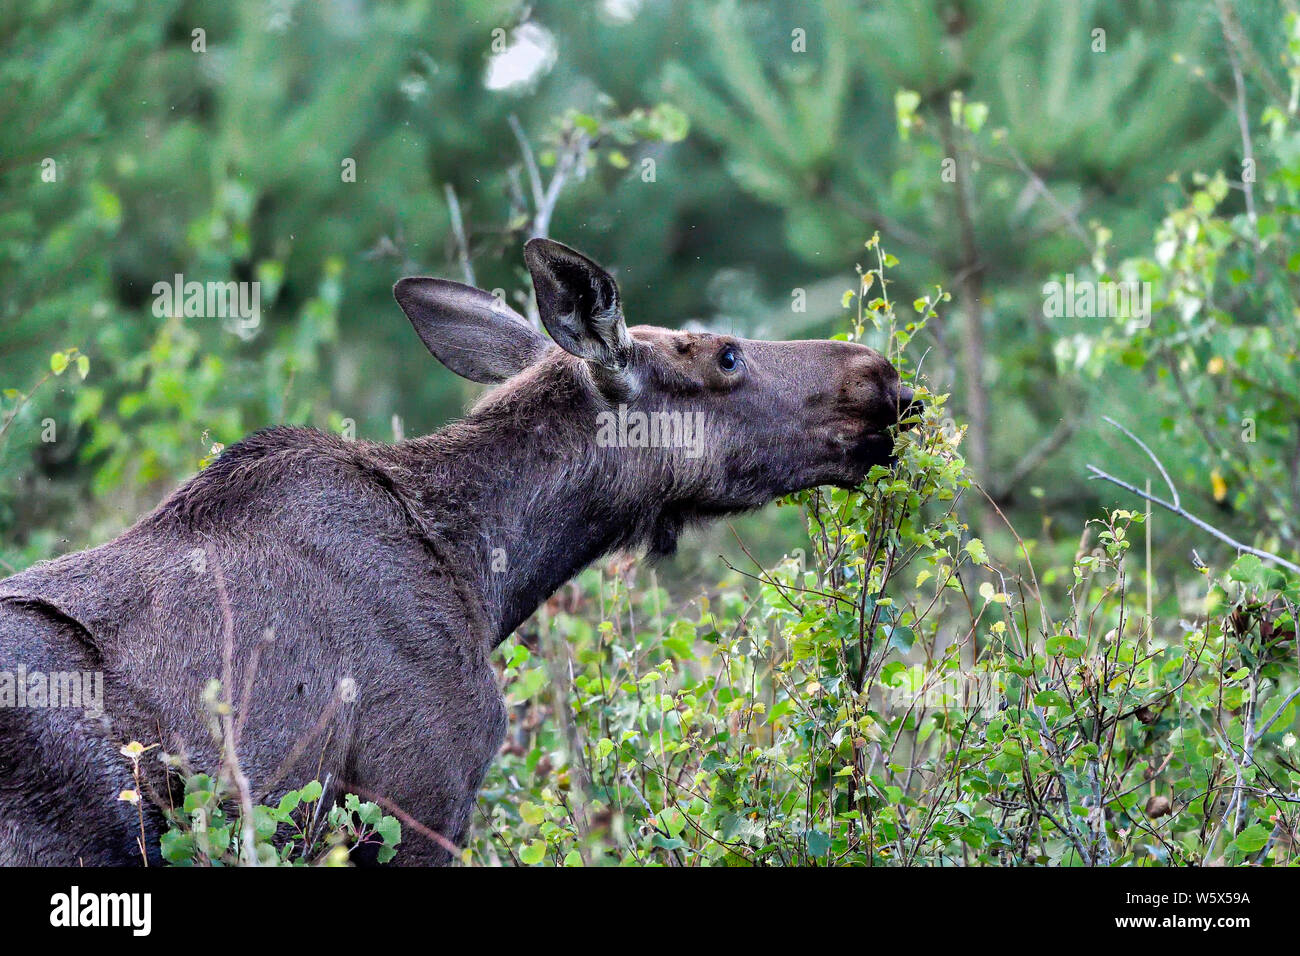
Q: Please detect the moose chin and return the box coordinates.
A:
[0,239,918,865]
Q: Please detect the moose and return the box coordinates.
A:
[0,239,919,865]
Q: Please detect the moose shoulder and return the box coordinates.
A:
[0,239,918,865]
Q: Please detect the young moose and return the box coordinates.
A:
[0,239,918,865]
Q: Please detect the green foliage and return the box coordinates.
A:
[154,773,402,867]
[471,243,1299,866]
[1060,28,1300,551]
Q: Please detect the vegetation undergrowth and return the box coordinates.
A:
[469,238,1299,867]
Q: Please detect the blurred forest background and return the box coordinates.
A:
[3,0,1294,592]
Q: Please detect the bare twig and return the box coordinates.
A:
[0,370,52,454]
[205,544,259,866]
[443,183,475,287]
[1087,465,1299,575]
[1214,0,1267,295]
[343,783,462,861]
[1101,416,1179,509]
[938,112,990,524]
[507,113,592,329]
[507,113,546,213]
[1086,420,1300,576]
[1002,142,1092,249]
[257,687,346,797]
[1213,0,1294,114]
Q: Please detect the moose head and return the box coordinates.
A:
[394,238,920,635]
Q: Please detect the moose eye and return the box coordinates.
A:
[717,346,741,373]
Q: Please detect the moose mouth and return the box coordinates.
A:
[841,406,923,484]
[823,429,897,488]
[853,428,898,462]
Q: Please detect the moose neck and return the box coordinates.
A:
[395,373,659,645]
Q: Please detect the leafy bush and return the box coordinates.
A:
[153,774,402,867]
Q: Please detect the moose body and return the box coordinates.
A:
[0,240,917,865]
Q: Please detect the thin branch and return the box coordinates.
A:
[1085,466,1300,575]
[507,114,590,329]
[1256,686,1300,740]
[343,783,461,860]
[1216,0,1264,279]
[534,129,589,240]
[507,113,545,213]
[443,183,475,287]
[1001,142,1092,249]
[1101,416,1179,509]
[1213,0,1294,115]
[994,413,1079,501]
[0,370,53,454]
[257,687,346,797]
[206,544,259,866]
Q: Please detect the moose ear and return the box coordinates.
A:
[524,238,633,373]
[393,277,550,384]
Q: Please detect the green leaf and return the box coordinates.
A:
[651,834,687,851]
[895,89,921,140]
[160,830,195,865]
[1230,823,1270,855]
[1228,554,1264,585]
[519,839,547,865]
[355,801,382,827]
[1045,634,1087,657]
[657,808,687,837]
[183,790,213,813]
[1034,690,1068,708]
[887,624,915,653]
[252,805,279,840]
[298,780,323,802]
[648,102,689,142]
